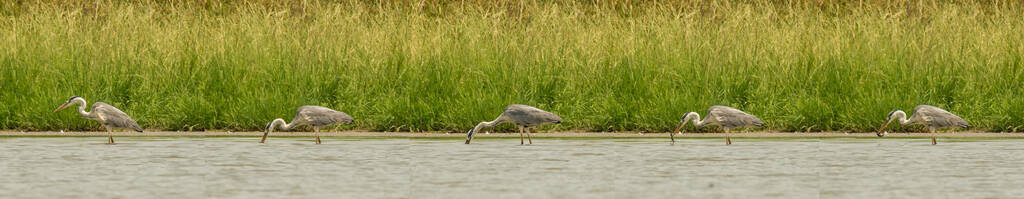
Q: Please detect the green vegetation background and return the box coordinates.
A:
[2,1,1022,132]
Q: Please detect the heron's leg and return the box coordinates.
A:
[105,126,115,145]
[526,127,533,145]
[314,127,321,144]
[930,127,937,145]
[519,126,525,145]
[725,128,732,146]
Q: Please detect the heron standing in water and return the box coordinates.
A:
[262,106,353,144]
[877,105,968,145]
[465,104,562,145]
[54,96,143,144]
[671,105,763,145]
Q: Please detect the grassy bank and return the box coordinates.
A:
[1,1,1022,132]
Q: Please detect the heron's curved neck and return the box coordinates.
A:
[269,119,293,131]
[485,116,506,127]
[474,116,505,132]
[894,112,911,125]
[686,113,706,128]
[467,115,507,140]
[73,98,91,118]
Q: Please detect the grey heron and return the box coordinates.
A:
[877,105,968,145]
[671,105,763,145]
[54,96,143,144]
[465,104,562,145]
[262,106,353,144]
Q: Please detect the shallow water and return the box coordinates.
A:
[2,137,1023,199]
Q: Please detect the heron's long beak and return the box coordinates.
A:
[260,130,270,143]
[671,121,686,142]
[877,118,894,137]
[54,103,71,112]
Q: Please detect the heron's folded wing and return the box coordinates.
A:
[94,103,142,131]
[298,106,349,127]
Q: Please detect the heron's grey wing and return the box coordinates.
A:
[503,104,560,125]
[289,107,310,126]
[941,114,969,128]
[911,105,937,124]
[93,102,143,132]
[745,114,765,126]
[297,106,351,127]
[914,105,967,128]
[708,106,763,127]
[707,106,737,124]
[291,106,328,126]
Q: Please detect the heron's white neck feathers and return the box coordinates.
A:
[470,122,487,134]
[482,115,509,129]
[269,118,293,131]
[683,112,706,128]
[467,115,507,140]
[72,98,91,118]
[467,122,485,138]
[485,116,507,127]
[890,110,911,126]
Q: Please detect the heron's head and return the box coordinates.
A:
[886,110,907,120]
[54,96,83,112]
[877,110,906,137]
[264,121,274,133]
[673,112,699,136]
[465,128,475,144]
[261,119,285,143]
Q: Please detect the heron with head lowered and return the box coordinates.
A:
[262,106,354,144]
[671,105,763,145]
[54,96,143,144]
[877,105,968,145]
[465,104,562,145]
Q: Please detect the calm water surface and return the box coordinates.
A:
[2,137,1023,198]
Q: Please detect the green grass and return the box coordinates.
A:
[1,1,1022,132]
